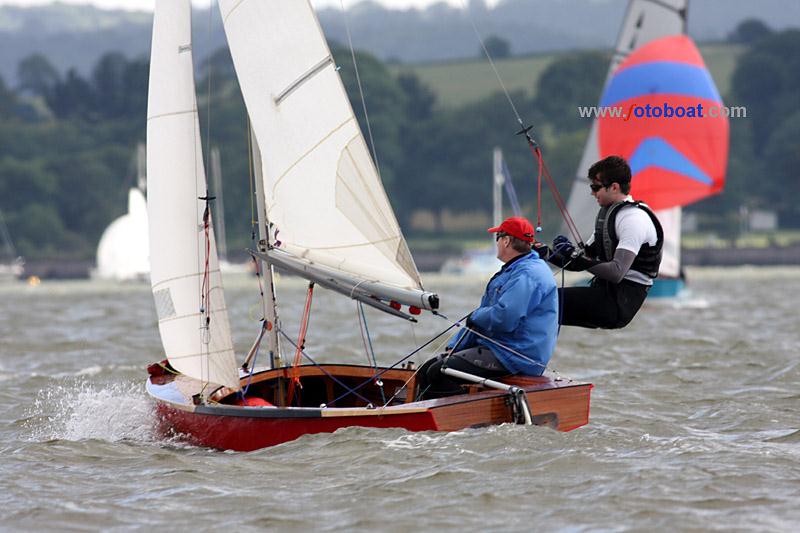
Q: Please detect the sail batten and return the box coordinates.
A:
[276,56,334,104]
[219,0,426,295]
[148,0,239,391]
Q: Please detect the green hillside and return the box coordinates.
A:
[391,43,744,109]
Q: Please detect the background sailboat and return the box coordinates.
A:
[208,146,249,274]
[144,0,590,451]
[93,143,150,282]
[440,147,522,275]
[0,208,24,282]
[597,32,728,297]
[564,0,728,298]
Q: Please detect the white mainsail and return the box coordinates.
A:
[564,0,687,278]
[147,0,239,390]
[218,0,425,297]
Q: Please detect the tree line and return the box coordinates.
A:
[0,20,797,260]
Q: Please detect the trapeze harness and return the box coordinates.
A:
[588,200,664,280]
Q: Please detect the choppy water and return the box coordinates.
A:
[1,267,798,531]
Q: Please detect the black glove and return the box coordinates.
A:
[532,241,551,259]
[549,246,601,272]
[465,312,475,329]
[552,235,575,256]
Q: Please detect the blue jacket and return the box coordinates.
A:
[448,252,558,376]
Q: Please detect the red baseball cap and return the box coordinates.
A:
[487,216,535,243]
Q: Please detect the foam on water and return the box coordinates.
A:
[25,380,158,444]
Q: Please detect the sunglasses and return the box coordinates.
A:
[590,182,608,192]
[495,232,509,241]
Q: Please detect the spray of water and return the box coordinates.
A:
[26,380,159,444]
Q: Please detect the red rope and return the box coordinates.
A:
[525,142,584,245]
[201,206,212,328]
[286,283,315,405]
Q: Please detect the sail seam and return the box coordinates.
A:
[336,142,395,243]
[147,108,198,122]
[274,56,334,105]
[291,236,400,252]
[270,117,355,195]
[166,348,233,359]
[221,0,247,25]
[336,180,393,244]
[151,269,223,291]
[158,307,231,325]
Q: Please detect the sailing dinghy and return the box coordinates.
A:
[145,0,591,452]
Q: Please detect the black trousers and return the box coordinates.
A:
[416,346,510,400]
[559,278,650,329]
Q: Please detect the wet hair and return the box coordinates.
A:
[509,236,532,254]
[588,155,631,194]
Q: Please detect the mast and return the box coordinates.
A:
[492,147,504,228]
[210,147,228,264]
[249,129,282,369]
[136,142,146,193]
[0,209,17,259]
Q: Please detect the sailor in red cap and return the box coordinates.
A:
[416,216,559,399]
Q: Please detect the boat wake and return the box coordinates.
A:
[25,380,159,444]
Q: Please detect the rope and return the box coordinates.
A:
[458,0,524,127]
[277,329,374,406]
[356,302,385,404]
[287,282,315,405]
[338,0,382,176]
[200,203,213,345]
[327,319,462,407]
[458,1,585,244]
[431,312,566,381]
[381,331,453,408]
[538,149,585,245]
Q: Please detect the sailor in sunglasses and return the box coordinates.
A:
[535,156,663,329]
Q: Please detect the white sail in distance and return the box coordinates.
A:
[147,0,239,390]
[564,0,688,246]
[218,0,424,295]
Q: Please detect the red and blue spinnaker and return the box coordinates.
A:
[597,35,728,210]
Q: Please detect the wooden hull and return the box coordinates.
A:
[147,364,591,452]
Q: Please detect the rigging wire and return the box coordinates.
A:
[458,0,524,128]
[327,319,463,407]
[357,302,379,368]
[277,329,375,406]
[338,0,383,176]
[458,0,586,245]
[356,302,386,404]
[431,311,566,381]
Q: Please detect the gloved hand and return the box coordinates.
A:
[465,312,475,329]
[552,235,575,256]
[532,241,550,259]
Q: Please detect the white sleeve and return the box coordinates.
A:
[614,208,657,254]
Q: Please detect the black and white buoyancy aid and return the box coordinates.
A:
[592,200,664,279]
